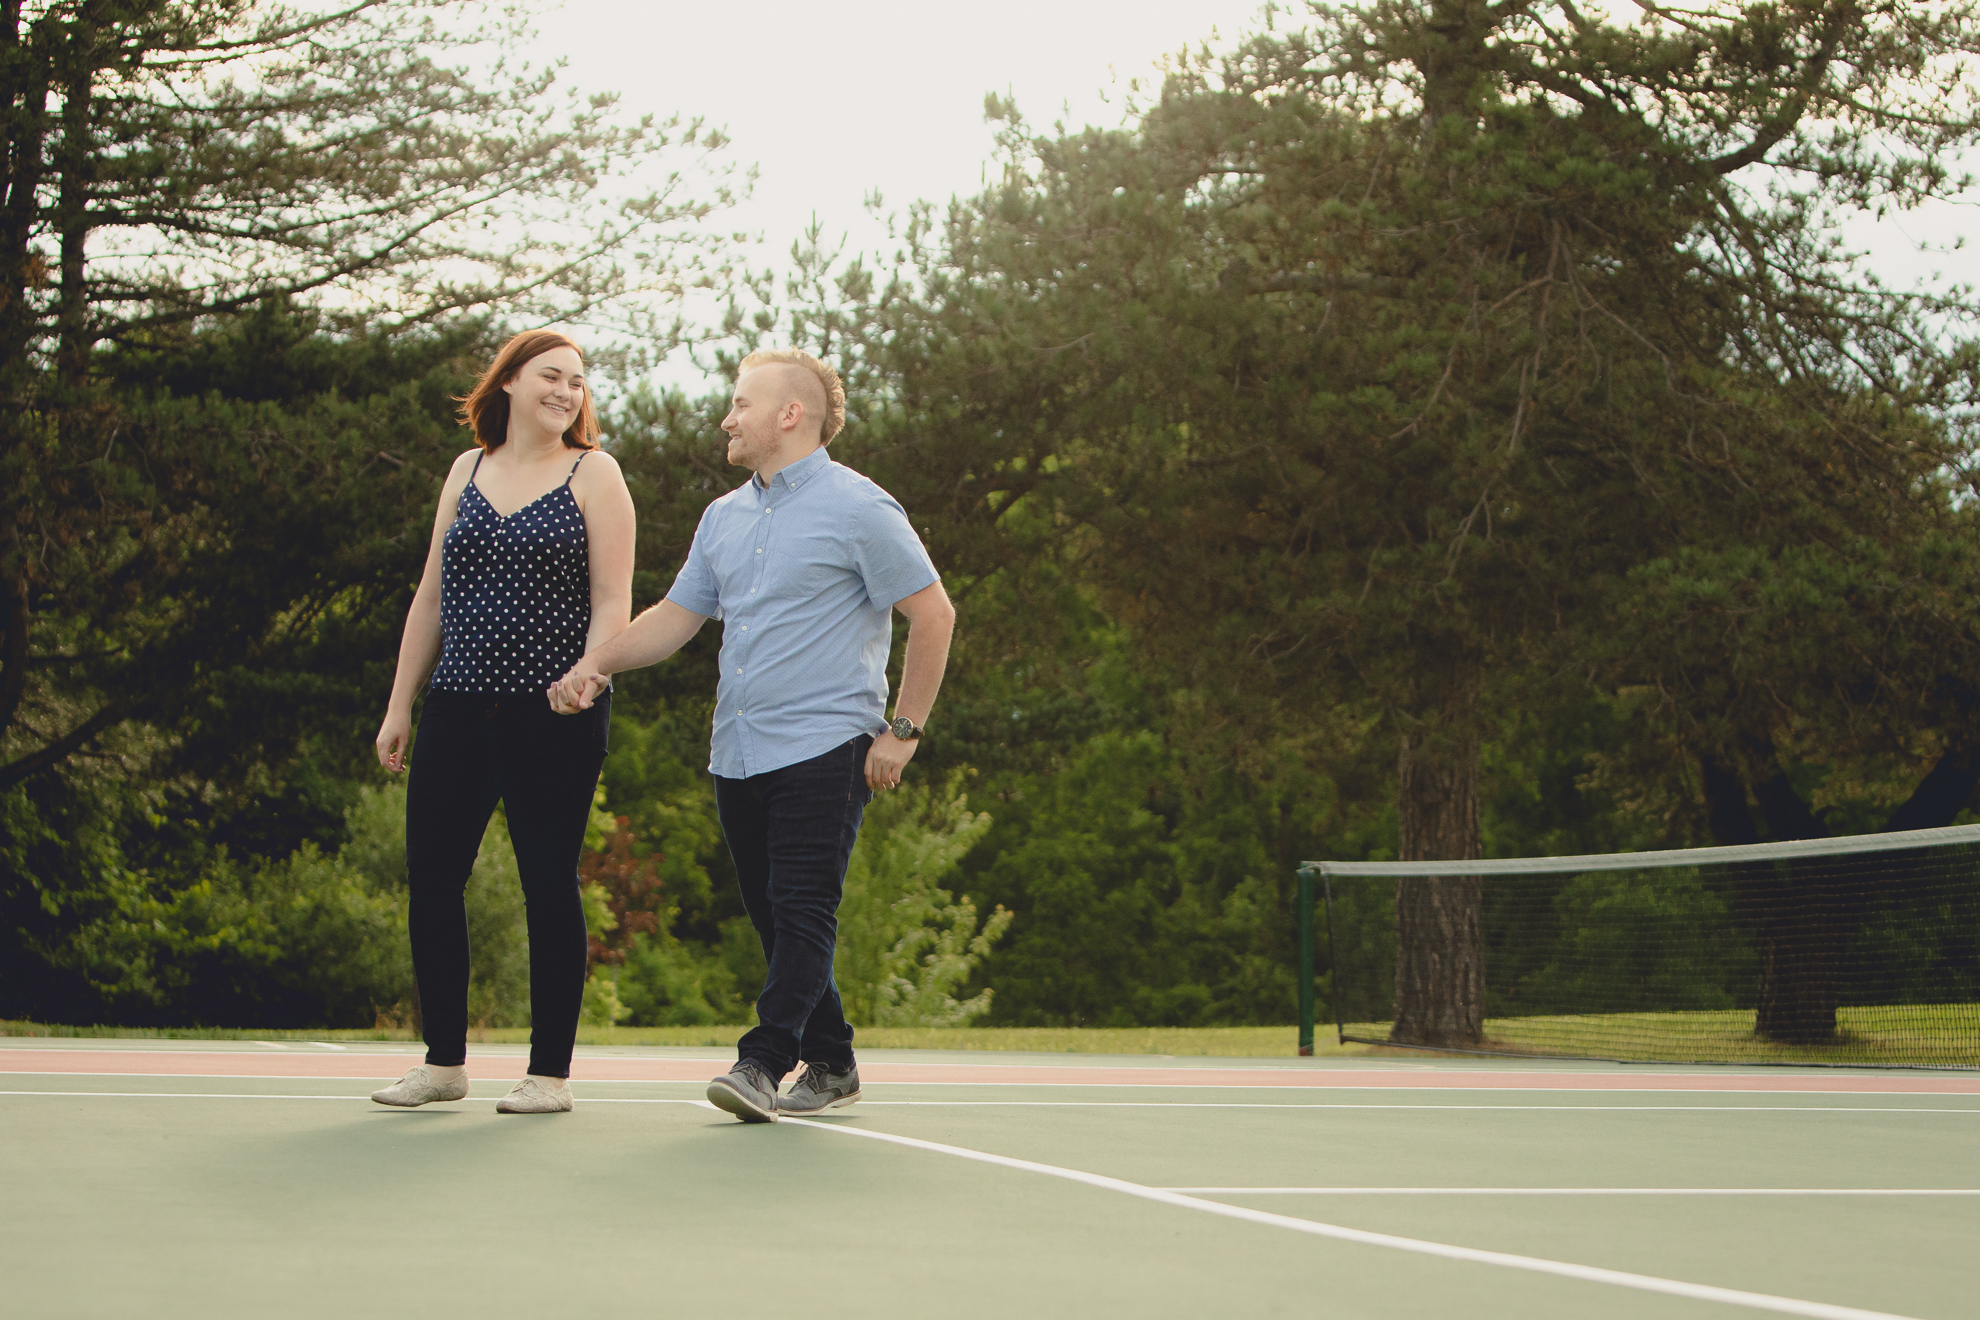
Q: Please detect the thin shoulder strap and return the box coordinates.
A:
[565,450,589,484]
[468,449,485,480]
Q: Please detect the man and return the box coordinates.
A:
[551,348,954,1122]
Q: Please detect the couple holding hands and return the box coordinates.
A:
[370,331,954,1121]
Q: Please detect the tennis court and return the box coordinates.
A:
[5,1040,1975,1318]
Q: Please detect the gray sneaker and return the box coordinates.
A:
[776,1061,860,1115]
[706,1059,780,1123]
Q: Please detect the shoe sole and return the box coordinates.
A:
[370,1090,468,1107]
[495,1101,572,1114]
[774,1089,861,1115]
[706,1076,778,1123]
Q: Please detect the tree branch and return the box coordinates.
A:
[1708,3,1851,175]
[0,699,131,791]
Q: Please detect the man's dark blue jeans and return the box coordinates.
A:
[714,733,873,1078]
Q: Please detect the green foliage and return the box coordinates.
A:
[610,931,749,1027]
[961,730,1336,1028]
[836,776,1005,1027]
[1512,872,1756,1016]
[12,4,1980,1039]
[24,783,414,1028]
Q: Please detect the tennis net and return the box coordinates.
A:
[1297,824,1980,1068]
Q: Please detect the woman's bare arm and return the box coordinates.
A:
[375,451,476,771]
[574,451,636,656]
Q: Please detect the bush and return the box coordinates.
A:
[836,776,1008,1027]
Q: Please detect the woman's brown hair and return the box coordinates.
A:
[458,330,601,451]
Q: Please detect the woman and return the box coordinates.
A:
[370,330,635,1113]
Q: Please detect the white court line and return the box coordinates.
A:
[4,1069,1977,1097]
[0,1091,718,1103]
[1165,1187,1980,1196]
[850,1101,1980,1113]
[12,1048,1968,1082]
[0,1088,1974,1113]
[784,1118,1925,1320]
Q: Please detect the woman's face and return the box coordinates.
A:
[502,346,586,440]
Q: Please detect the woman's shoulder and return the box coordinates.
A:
[443,447,484,480]
[570,447,627,494]
[572,446,623,475]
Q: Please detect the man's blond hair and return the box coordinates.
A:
[740,348,846,443]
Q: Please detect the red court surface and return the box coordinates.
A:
[5,1045,1977,1092]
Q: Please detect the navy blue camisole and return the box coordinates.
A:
[431,450,592,695]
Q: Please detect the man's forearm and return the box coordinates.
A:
[585,598,707,675]
[893,612,954,727]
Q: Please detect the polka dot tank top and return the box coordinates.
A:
[431,450,592,695]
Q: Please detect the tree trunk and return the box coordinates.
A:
[1391,726,1485,1046]
[1750,858,1848,1043]
[1699,749,1852,1044]
[53,13,94,386]
[0,556,25,734]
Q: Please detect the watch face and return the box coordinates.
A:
[890,716,918,740]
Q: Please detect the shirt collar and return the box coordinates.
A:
[754,445,831,495]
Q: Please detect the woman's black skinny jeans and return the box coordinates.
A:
[405,688,610,1079]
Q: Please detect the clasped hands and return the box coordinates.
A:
[546,659,918,794]
[547,661,610,714]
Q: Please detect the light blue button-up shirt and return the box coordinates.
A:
[666,447,940,778]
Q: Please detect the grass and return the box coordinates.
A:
[1339,1002,1980,1068]
[0,1021,1374,1058]
[13,1004,1974,1065]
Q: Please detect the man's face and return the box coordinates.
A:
[720,367,785,471]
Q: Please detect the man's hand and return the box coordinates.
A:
[865,730,919,791]
[549,662,610,714]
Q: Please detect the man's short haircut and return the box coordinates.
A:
[740,348,846,443]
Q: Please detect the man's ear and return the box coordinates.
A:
[780,400,806,434]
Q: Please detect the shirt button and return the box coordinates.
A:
[735,668,742,675]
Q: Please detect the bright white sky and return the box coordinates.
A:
[544,0,1272,260]
[536,0,1973,394]
[537,0,1280,388]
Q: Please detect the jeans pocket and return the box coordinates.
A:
[592,691,613,756]
[851,733,874,805]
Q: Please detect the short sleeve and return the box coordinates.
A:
[665,515,723,620]
[852,488,940,609]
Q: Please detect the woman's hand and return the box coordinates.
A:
[549,664,609,714]
[376,708,413,772]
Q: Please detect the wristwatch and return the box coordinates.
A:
[888,715,923,741]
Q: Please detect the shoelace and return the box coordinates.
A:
[794,1064,830,1094]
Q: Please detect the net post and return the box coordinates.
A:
[1297,865,1316,1056]
[1322,868,1345,1048]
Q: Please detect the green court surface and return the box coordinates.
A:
[4,1041,1975,1319]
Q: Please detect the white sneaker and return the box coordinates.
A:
[371,1064,469,1107]
[496,1075,573,1114]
